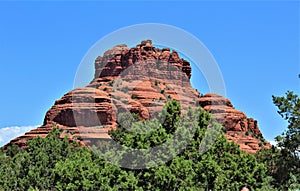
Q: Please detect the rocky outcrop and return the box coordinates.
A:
[3,40,269,153]
[44,88,114,127]
[91,40,191,84]
[198,94,261,135]
[198,94,270,153]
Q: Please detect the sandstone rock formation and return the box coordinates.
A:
[3,40,269,153]
[198,94,270,153]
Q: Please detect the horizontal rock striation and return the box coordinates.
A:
[198,93,270,153]
[3,40,269,153]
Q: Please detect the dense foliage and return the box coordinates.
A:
[256,91,300,190]
[0,100,280,190]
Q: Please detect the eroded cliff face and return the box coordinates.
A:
[198,94,270,153]
[4,40,269,153]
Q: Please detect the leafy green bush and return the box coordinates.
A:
[0,101,275,190]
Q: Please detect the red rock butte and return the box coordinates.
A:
[3,40,270,153]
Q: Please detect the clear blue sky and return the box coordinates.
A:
[0,1,299,145]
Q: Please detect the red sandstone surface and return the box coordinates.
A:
[3,40,269,153]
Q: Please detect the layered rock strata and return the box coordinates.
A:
[3,40,269,153]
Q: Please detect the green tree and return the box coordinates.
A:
[273,91,300,189]
[0,101,275,190]
[0,128,76,190]
[107,101,272,190]
[256,91,300,190]
[272,91,300,156]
